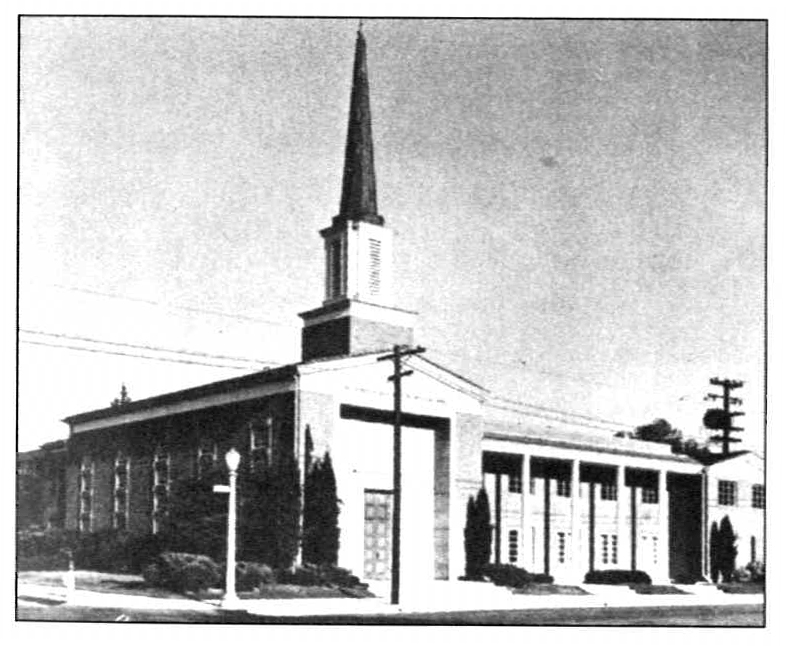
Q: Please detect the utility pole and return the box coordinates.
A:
[377,344,426,605]
[704,378,745,455]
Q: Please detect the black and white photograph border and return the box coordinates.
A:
[6,0,784,637]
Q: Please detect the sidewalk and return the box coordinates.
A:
[17,580,763,618]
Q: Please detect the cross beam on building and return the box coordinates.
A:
[378,344,426,605]
[704,377,745,456]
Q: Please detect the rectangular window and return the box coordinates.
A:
[652,536,659,564]
[151,447,170,534]
[718,480,737,506]
[556,478,571,497]
[611,534,618,564]
[641,486,658,504]
[113,451,130,530]
[752,484,765,509]
[368,238,381,296]
[197,437,218,477]
[529,476,536,495]
[508,530,519,564]
[249,416,274,471]
[508,472,522,493]
[78,456,94,532]
[601,534,609,564]
[600,482,618,501]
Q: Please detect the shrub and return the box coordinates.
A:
[584,569,652,585]
[234,561,276,591]
[302,451,341,566]
[277,563,366,589]
[142,552,221,593]
[464,488,492,579]
[745,560,765,583]
[481,563,553,587]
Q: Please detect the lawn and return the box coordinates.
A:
[17,570,375,600]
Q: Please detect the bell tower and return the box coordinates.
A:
[299,27,416,362]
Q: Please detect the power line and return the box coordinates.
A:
[35,282,299,329]
[20,329,280,366]
[20,339,254,370]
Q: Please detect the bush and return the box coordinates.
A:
[744,560,765,583]
[481,563,553,587]
[234,561,276,591]
[142,552,221,593]
[584,569,652,585]
[277,563,366,589]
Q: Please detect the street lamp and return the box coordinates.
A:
[222,448,241,608]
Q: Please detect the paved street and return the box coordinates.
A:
[17,602,764,626]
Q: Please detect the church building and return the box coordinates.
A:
[60,28,763,588]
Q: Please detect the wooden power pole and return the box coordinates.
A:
[377,344,425,605]
[704,377,745,455]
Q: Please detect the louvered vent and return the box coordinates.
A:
[368,238,381,295]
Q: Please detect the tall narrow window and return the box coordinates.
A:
[718,480,737,506]
[556,478,571,497]
[529,476,536,495]
[601,534,609,564]
[508,471,522,493]
[557,532,567,563]
[368,238,381,296]
[750,536,756,562]
[197,437,218,477]
[152,446,170,534]
[113,451,130,530]
[250,415,274,471]
[78,456,94,532]
[329,238,343,299]
[611,534,618,564]
[752,484,764,509]
[508,529,519,564]
[652,536,659,565]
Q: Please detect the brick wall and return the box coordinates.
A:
[433,428,450,579]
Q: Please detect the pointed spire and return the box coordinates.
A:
[338,26,383,225]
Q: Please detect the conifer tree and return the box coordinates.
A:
[302,451,341,565]
[709,521,720,583]
[463,487,492,579]
[718,515,738,582]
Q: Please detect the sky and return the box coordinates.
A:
[17,17,766,452]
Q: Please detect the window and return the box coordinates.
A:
[197,437,218,477]
[641,486,658,504]
[557,532,567,563]
[249,416,274,471]
[556,478,571,497]
[652,536,659,565]
[328,238,344,299]
[718,480,737,506]
[752,484,765,509]
[113,451,130,530]
[601,534,609,564]
[508,472,522,493]
[78,456,94,532]
[611,534,618,564]
[529,476,536,495]
[368,238,381,295]
[152,446,170,534]
[508,530,519,564]
[600,482,617,501]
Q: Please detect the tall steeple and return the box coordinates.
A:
[338,27,383,226]
[298,26,417,362]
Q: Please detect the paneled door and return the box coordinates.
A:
[364,490,393,580]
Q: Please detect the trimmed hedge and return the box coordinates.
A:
[142,552,222,593]
[277,563,367,589]
[481,563,554,587]
[584,569,652,585]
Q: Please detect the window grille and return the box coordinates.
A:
[78,456,94,532]
[113,451,130,530]
[611,534,618,564]
[508,472,522,493]
[557,532,567,563]
[197,438,218,477]
[508,530,519,564]
[718,480,737,506]
[151,447,170,534]
[601,534,609,564]
[250,415,274,471]
[600,482,617,501]
[641,486,658,504]
[752,484,765,509]
[556,478,571,497]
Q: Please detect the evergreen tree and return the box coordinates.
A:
[718,515,738,582]
[240,455,301,569]
[463,487,492,579]
[302,451,341,565]
[709,521,720,583]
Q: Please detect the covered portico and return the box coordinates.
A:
[481,432,702,584]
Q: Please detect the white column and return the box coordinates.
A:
[521,454,531,570]
[657,469,669,582]
[570,459,581,581]
[616,465,627,569]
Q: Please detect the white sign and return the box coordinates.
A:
[212,484,230,494]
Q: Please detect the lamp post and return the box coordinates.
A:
[222,448,241,608]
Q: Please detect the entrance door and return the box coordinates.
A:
[364,490,393,579]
